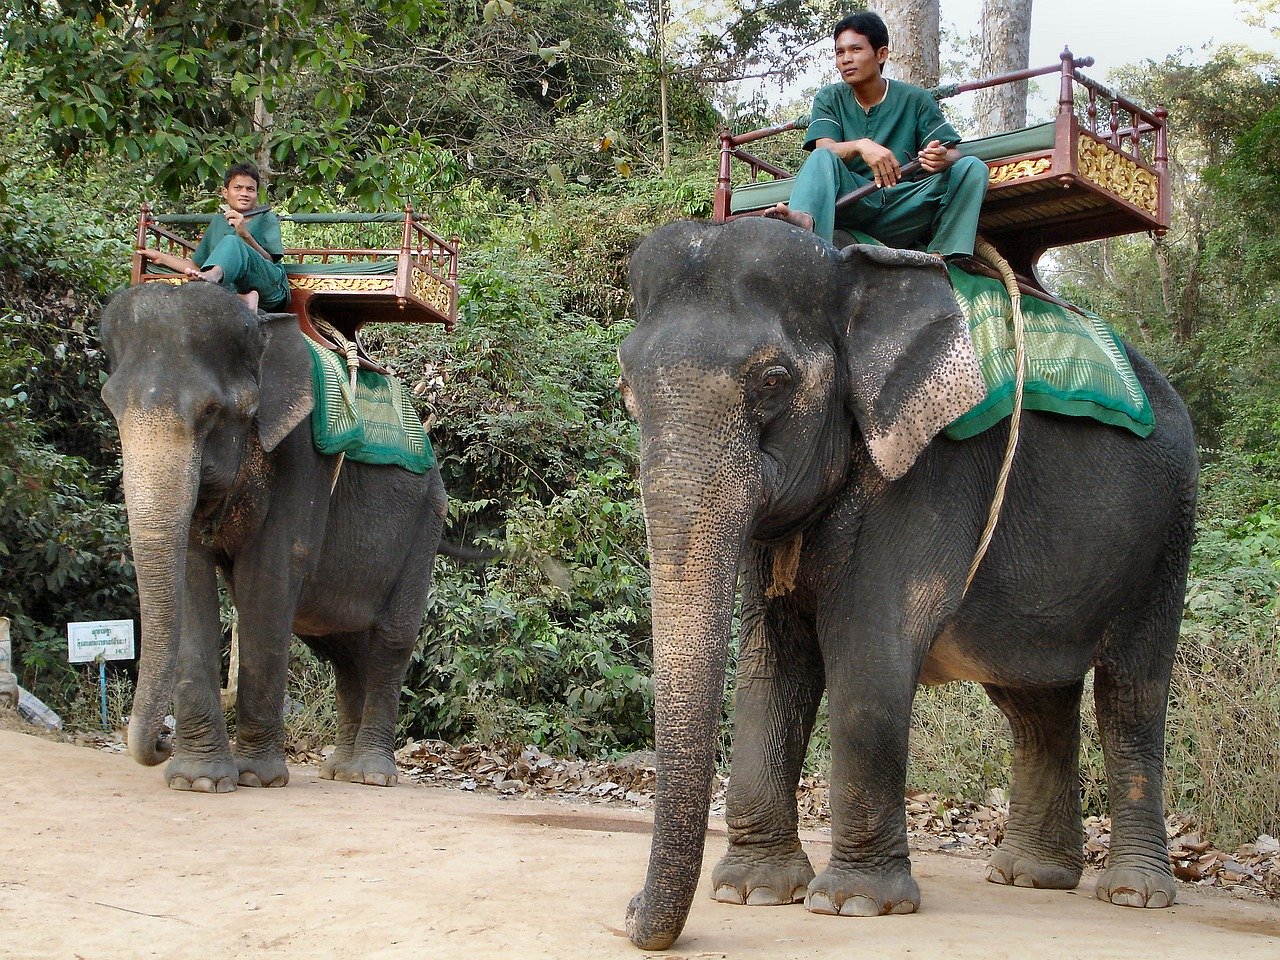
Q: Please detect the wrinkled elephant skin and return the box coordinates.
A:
[618,218,1197,949]
[101,282,448,793]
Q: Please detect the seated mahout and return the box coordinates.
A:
[765,11,987,258]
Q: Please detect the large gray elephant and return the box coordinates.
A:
[101,281,448,792]
[617,217,1197,949]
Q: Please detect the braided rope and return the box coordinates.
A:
[962,239,1027,595]
[312,318,361,492]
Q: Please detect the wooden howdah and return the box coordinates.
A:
[713,48,1170,290]
[132,205,459,371]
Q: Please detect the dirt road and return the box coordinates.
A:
[2,729,1277,959]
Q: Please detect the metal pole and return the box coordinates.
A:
[99,658,109,732]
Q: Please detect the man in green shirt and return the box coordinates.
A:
[766,11,987,257]
[139,162,290,311]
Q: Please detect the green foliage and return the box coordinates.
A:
[0,304,137,708]
[2,0,441,205]
[364,236,656,754]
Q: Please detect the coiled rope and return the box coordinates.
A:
[962,239,1027,596]
[312,318,361,493]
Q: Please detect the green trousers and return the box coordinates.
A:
[788,148,988,256]
[205,236,291,310]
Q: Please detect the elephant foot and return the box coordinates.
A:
[987,846,1082,889]
[805,860,920,916]
[322,753,398,787]
[1095,864,1176,908]
[165,755,239,793]
[235,754,289,788]
[712,845,815,905]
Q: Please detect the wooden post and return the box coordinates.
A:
[1058,46,1075,116]
[396,201,414,307]
[132,202,152,286]
[713,129,734,222]
[448,234,461,332]
[1053,47,1077,182]
[1154,105,1170,234]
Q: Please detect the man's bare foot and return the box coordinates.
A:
[238,290,260,311]
[183,265,225,283]
[763,203,815,232]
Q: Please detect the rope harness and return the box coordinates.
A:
[311,317,361,493]
[962,238,1027,596]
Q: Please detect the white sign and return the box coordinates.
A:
[67,620,135,663]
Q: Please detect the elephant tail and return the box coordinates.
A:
[437,540,505,564]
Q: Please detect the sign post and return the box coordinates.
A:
[67,620,135,731]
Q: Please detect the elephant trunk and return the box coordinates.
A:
[627,454,758,950]
[119,413,201,767]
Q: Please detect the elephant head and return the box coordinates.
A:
[617,217,985,949]
[99,282,312,768]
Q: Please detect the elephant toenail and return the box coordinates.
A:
[715,885,746,904]
[746,887,783,906]
[805,892,839,915]
[838,895,880,916]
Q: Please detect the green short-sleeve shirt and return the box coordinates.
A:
[802,79,960,180]
[192,210,285,267]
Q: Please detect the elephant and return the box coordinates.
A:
[617,217,1197,949]
[100,280,449,793]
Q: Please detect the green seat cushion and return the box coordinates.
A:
[729,177,798,214]
[728,121,1058,214]
[956,121,1056,162]
[283,259,397,276]
[144,259,398,277]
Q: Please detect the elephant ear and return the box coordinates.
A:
[256,313,314,452]
[840,245,987,481]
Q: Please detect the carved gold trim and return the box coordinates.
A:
[145,276,186,285]
[988,157,1052,185]
[288,275,395,293]
[410,268,453,315]
[1077,137,1159,216]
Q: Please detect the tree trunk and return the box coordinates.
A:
[974,0,1033,134]
[873,0,940,88]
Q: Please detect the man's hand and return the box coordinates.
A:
[855,139,901,187]
[224,208,250,240]
[918,139,957,174]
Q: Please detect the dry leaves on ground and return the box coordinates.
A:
[391,738,1280,902]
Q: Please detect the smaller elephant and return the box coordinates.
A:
[618,217,1197,949]
[101,281,450,792]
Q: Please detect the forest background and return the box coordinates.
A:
[0,0,1277,851]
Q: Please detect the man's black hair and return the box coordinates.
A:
[833,11,889,50]
[223,162,261,187]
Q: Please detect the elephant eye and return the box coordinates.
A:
[760,366,792,391]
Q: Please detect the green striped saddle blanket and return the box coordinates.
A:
[943,266,1154,440]
[304,339,436,473]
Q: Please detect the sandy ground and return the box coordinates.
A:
[2,729,1278,960]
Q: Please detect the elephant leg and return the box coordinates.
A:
[227,560,300,788]
[983,681,1085,890]
[1093,600,1178,908]
[331,524,440,787]
[713,548,823,906]
[309,634,366,781]
[165,540,239,793]
[807,650,919,917]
